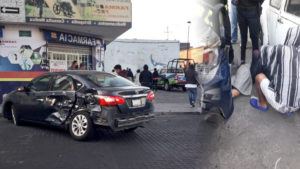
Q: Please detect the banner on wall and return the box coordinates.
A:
[0,39,48,71]
[25,0,132,27]
[50,60,67,72]
[0,0,26,23]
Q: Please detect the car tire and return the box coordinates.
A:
[164,82,171,91]
[11,105,20,126]
[69,112,94,141]
[123,127,138,133]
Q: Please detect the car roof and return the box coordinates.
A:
[41,71,113,77]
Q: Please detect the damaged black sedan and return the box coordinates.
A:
[1,71,155,140]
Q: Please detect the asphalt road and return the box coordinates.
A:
[0,114,219,169]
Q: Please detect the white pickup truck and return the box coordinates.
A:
[261,0,300,45]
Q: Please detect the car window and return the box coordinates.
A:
[83,73,134,88]
[286,0,300,17]
[30,76,51,92]
[270,0,283,9]
[52,76,74,91]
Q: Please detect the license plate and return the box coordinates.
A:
[132,99,142,107]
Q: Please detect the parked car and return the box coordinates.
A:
[261,0,300,45]
[1,71,155,140]
[157,58,195,91]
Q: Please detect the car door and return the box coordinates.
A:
[43,75,77,125]
[275,0,300,44]
[266,0,284,45]
[21,75,52,121]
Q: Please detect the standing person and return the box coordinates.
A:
[235,0,261,64]
[152,68,159,91]
[127,68,134,82]
[134,69,141,86]
[114,64,128,78]
[184,64,201,107]
[230,0,238,43]
[68,61,78,70]
[139,64,153,88]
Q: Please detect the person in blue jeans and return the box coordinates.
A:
[235,0,261,64]
[184,64,201,107]
[230,0,238,43]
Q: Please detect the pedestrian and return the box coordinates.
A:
[139,64,153,88]
[127,68,134,82]
[135,69,141,86]
[250,26,300,115]
[114,64,128,78]
[230,0,238,43]
[79,64,85,70]
[184,64,200,107]
[152,68,159,91]
[68,61,78,70]
[231,64,252,98]
[235,0,262,64]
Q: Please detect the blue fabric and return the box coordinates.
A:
[250,98,268,111]
[0,28,2,38]
[187,88,197,105]
[230,3,238,42]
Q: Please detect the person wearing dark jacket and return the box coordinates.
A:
[184,64,201,107]
[114,64,128,78]
[139,64,153,88]
[152,68,159,91]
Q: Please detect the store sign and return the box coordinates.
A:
[25,0,132,27]
[45,30,99,47]
[0,0,25,23]
[50,60,67,72]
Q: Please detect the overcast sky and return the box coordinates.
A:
[119,0,196,42]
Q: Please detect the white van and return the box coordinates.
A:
[261,0,300,45]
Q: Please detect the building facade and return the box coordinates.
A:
[0,0,132,103]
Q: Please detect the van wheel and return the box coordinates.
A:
[164,82,171,91]
[69,112,94,141]
[11,106,20,126]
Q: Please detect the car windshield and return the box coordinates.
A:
[82,73,134,88]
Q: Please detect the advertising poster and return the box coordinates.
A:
[0,39,48,71]
[25,0,132,27]
[50,60,67,72]
[0,0,26,23]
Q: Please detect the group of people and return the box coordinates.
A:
[68,61,86,70]
[228,0,300,115]
[112,64,159,90]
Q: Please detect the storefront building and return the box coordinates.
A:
[0,0,132,103]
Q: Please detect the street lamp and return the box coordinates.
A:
[187,21,191,59]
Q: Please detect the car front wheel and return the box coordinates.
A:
[69,112,94,141]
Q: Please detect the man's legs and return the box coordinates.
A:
[238,10,248,64]
[191,88,198,106]
[187,88,193,105]
[255,73,268,108]
[248,11,260,52]
[230,3,238,42]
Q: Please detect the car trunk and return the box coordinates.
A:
[98,86,152,115]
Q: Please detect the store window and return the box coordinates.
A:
[286,0,300,17]
[19,30,32,37]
